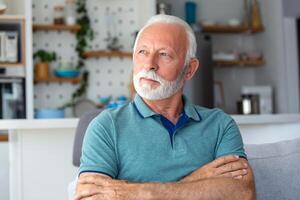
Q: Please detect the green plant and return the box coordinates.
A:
[60,0,94,108]
[33,50,56,63]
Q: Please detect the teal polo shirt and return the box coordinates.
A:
[79,95,246,182]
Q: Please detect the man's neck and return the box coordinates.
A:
[142,91,184,125]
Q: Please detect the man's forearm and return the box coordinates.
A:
[132,177,255,200]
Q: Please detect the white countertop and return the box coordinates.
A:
[0,118,79,130]
[0,114,299,130]
[232,114,300,125]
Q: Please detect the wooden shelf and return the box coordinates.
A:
[0,15,25,21]
[0,134,8,142]
[34,76,81,84]
[83,50,132,59]
[32,24,81,32]
[201,24,263,34]
[0,62,24,67]
[214,59,266,67]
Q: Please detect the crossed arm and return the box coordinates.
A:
[75,155,256,200]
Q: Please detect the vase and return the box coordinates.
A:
[251,0,264,32]
[35,62,50,80]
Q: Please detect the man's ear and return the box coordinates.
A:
[184,58,200,81]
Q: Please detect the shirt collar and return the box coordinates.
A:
[133,94,202,122]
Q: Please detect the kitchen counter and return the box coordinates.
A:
[0,118,79,130]
[0,114,299,130]
[232,114,300,125]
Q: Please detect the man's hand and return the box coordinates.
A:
[75,173,137,200]
[181,155,249,182]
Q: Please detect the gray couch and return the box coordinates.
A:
[73,110,300,200]
[245,138,300,200]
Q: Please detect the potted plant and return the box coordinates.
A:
[33,50,56,80]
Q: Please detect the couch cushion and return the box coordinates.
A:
[245,138,300,200]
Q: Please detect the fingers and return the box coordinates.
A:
[75,184,100,200]
[219,169,248,179]
[78,174,112,186]
[210,155,240,168]
[216,159,248,175]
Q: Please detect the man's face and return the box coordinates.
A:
[133,23,188,100]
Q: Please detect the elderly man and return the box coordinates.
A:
[75,14,255,200]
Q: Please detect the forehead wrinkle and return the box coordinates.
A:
[137,24,187,57]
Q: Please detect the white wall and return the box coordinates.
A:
[283,0,300,17]
[253,0,287,113]
[283,18,300,113]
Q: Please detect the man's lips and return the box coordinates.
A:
[140,77,160,84]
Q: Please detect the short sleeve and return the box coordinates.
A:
[215,116,247,159]
[79,111,118,178]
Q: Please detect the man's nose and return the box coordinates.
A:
[143,54,158,71]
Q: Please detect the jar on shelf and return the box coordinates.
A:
[65,0,76,25]
[53,5,65,25]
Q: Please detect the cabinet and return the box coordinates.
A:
[0,0,33,118]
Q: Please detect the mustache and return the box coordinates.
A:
[135,70,162,84]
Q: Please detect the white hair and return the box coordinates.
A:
[133,14,197,67]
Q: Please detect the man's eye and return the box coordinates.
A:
[160,52,169,57]
[138,50,147,54]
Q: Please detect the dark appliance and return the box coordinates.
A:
[0,77,26,119]
[184,33,214,108]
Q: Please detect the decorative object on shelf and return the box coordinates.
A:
[0,31,18,63]
[54,60,80,78]
[0,0,7,15]
[53,5,65,24]
[35,108,65,119]
[54,68,80,78]
[60,0,94,109]
[104,9,123,51]
[250,0,264,32]
[53,5,65,25]
[241,86,273,114]
[228,19,241,27]
[156,2,171,15]
[237,93,260,115]
[185,1,196,25]
[185,1,200,31]
[33,49,56,80]
[65,0,76,25]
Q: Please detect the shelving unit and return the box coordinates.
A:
[0,63,25,67]
[202,24,249,34]
[0,15,25,21]
[83,50,132,59]
[34,76,81,84]
[32,24,81,32]
[214,58,266,67]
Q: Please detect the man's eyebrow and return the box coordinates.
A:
[137,45,149,49]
